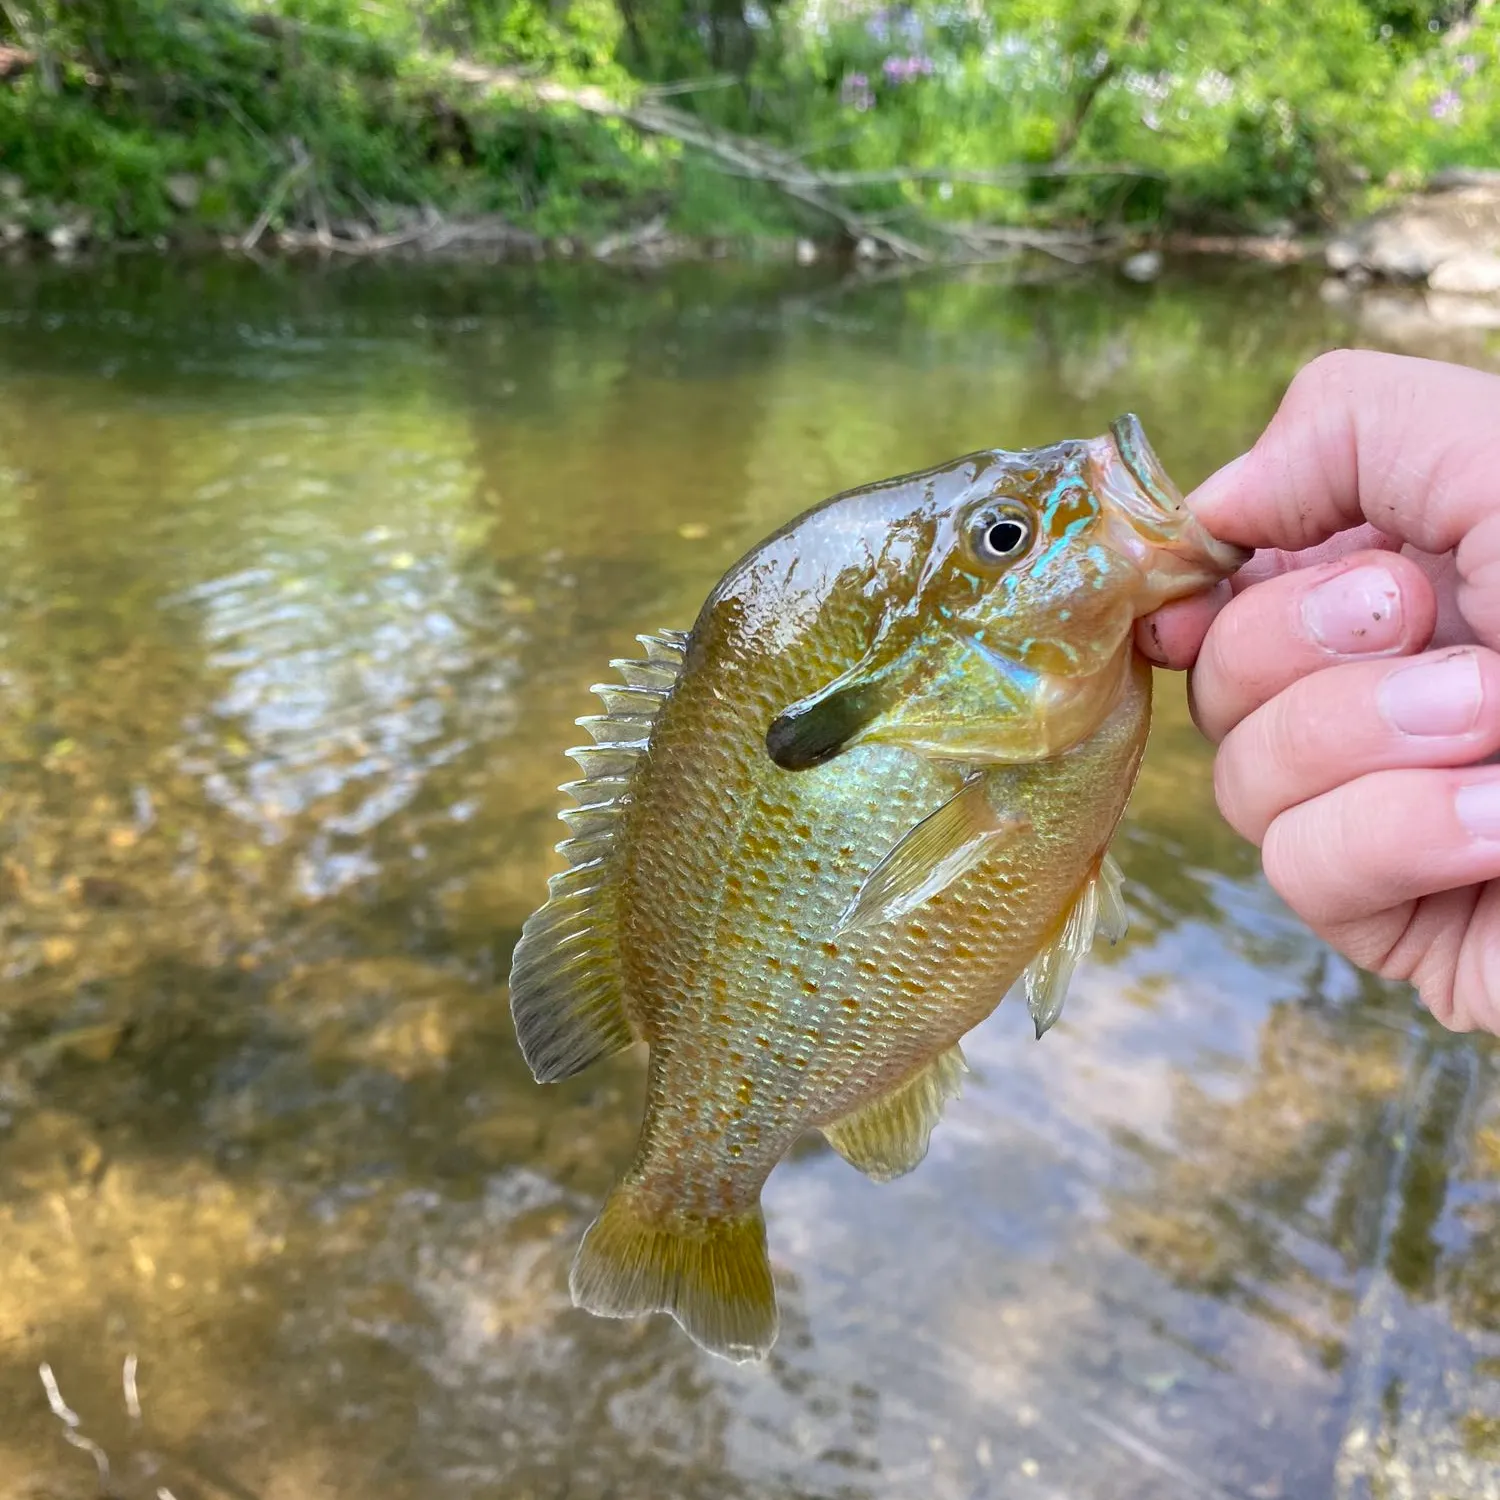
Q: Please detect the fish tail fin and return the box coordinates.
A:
[569,1184,779,1363]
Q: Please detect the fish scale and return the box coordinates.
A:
[508,413,1248,1362]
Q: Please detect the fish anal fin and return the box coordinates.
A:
[821,1044,968,1182]
[836,775,1026,937]
[508,627,691,1083]
[570,1185,778,1362]
[1025,850,1129,1041]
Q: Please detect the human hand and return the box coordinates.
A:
[1136,350,1500,1035]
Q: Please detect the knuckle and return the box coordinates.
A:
[1213,732,1267,843]
[1263,681,1339,781]
[1259,815,1312,913]
[1422,975,1463,1031]
[1283,349,1355,414]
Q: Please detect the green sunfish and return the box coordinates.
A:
[509,414,1247,1362]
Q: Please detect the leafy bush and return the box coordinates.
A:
[0,0,1495,242]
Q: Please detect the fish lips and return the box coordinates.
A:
[1100,413,1251,589]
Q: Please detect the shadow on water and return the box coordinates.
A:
[0,254,1497,1498]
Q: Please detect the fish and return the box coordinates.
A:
[508,413,1248,1363]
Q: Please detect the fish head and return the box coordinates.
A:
[765,414,1249,769]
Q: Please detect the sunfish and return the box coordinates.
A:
[509,414,1247,1361]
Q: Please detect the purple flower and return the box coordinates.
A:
[841,71,874,110]
[1431,88,1462,121]
[881,53,934,83]
[1458,53,1481,77]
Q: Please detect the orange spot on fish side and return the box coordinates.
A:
[755,1035,771,1048]
[736,1077,754,1104]
[729,1144,743,1158]
[841,998,859,1013]
[729,1051,745,1065]
[766,957,782,972]
[795,823,812,839]
[804,858,821,873]
[801,979,819,995]
[907,923,929,940]
[821,941,840,958]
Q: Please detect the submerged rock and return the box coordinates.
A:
[1121,249,1163,282]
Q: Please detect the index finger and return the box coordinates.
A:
[1136,525,1400,670]
[1187,350,1500,647]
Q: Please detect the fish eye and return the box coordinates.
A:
[966,504,1034,567]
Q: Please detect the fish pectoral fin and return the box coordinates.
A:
[1096,851,1128,944]
[820,1044,968,1183]
[1024,851,1128,1041]
[509,626,691,1083]
[836,774,1026,937]
[570,1184,779,1363]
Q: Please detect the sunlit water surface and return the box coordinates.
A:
[1,257,1498,1500]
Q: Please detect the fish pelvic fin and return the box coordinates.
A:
[508,628,691,1083]
[821,1043,968,1182]
[835,773,1026,937]
[1025,850,1128,1041]
[570,1184,779,1363]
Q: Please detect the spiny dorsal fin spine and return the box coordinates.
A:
[591,682,668,712]
[576,715,656,746]
[565,746,643,780]
[639,631,688,663]
[610,659,679,690]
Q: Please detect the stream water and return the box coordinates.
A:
[0,254,1497,1499]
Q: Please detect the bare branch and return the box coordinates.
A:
[240,140,312,253]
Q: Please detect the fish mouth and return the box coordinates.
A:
[1093,414,1251,595]
[1109,414,1185,519]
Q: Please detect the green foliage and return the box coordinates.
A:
[0,0,1495,244]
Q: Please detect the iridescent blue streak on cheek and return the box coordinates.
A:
[1030,486,1096,583]
[961,634,1039,708]
[1078,545,1113,591]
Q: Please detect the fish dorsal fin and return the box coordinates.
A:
[820,1044,968,1182]
[1024,851,1127,1041]
[835,774,1027,937]
[508,630,689,1083]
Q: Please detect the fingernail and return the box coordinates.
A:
[1456,780,1500,842]
[1379,652,1484,737]
[1302,565,1404,655]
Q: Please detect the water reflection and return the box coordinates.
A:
[0,257,1497,1499]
